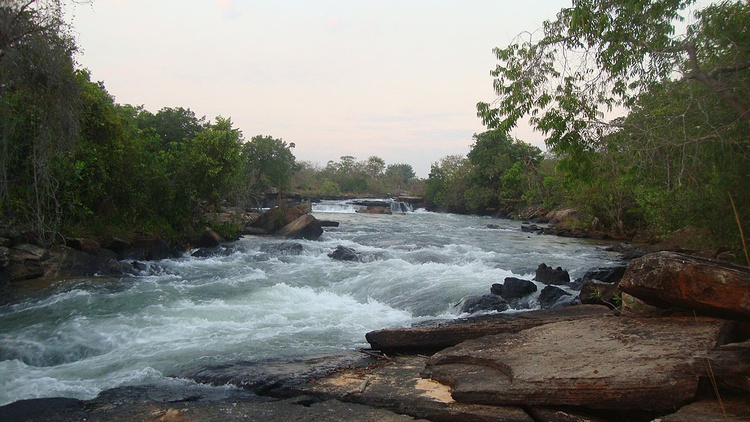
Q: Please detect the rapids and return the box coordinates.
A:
[0,202,621,405]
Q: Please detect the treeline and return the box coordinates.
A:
[424,0,750,251]
[291,156,420,198]
[0,1,299,244]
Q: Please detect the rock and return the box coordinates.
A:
[260,242,304,256]
[319,220,340,227]
[105,237,130,253]
[577,266,626,307]
[487,224,500,229]
[618,251,750,319]
[534,263,570,285]
[248,204,309,234]
[45,245,132,279]
[328,246,361,262]
[366,305,611,354]
[276,214,323,240]
[538,285,573,309]
[424,316,733,412]
[118,239,180,261]
[8,244,48,281]
[579,280,619,307]
[356,205,392,214]
[65,237,101,254]
[195,228,223,248]
[0,247,10,288]
[690,339,750,393]
[491,277,538,300]
[454,294,508,314]
[656,397,750,421]
[580,266,627,284]
[301,355,533,422]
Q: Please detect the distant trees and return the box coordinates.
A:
[424,132,543,214]
[291,156,418,196]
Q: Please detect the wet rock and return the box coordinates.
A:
[276,214,323,240]
[424,316,732,412]
[454,294,509,314]
[118,239,180,261]
[538,285,573,309]
[45,245,133,279]
[534,263,570,285]
[491,277,537,300]
[261,242,304,256]
[195,228,223,248]
[329,246,361,262]
[0,247,9,287]
[0,397,84,422]
[319,220,340,227]
[618,251,750,319]
[366,305,611,354]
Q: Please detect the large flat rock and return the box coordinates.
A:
[619,251,750,319]
[424,315,732,412]
[303,355,534,422]
[366,305,612,354]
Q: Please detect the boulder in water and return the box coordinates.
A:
[454,294,509,314]
[538,285,573,309]
[277,214,323,240]
[491,277,537,300]
[328,246,360,262]
[533,263,570,285]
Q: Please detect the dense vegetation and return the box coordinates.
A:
[0,1,423,245]
[424,0,750,250]
[0,1,303,244]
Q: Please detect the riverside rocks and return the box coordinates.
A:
[423,316,732,412]
[619,251,750,319]
[533,263,570,285]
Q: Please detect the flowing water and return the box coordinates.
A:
[0,201,622,406]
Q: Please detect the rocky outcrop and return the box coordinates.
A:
[194,228,224,248]
[423,316,732,412]
[356,206,392,215]
[619,251,750,319]
[365,305,612,354]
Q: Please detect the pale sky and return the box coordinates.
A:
[67,1,573,177]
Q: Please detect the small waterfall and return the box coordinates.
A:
[389,201,413,214]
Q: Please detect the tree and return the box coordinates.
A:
[477,0,750,155]
[0,0,80,242]
[384,163,416,191]
[241,134,297,203]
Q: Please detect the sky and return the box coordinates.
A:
[66,1,575,177]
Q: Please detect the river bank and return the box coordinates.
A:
[1,203,748,420]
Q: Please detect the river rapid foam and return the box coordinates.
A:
[0,202,621,405]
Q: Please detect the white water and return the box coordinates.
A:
[0,202,621,405]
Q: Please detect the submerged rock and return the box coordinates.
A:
[328,246,361,262]
[538,285,574,309]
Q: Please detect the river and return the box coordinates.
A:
[0,201,621,406]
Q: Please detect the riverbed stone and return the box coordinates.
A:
[538,285,573,308]
[618,251,750,319]
[491,277,537,300]
[423,316,732,412]
[454,294,509,314]
[534,263,570,285]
